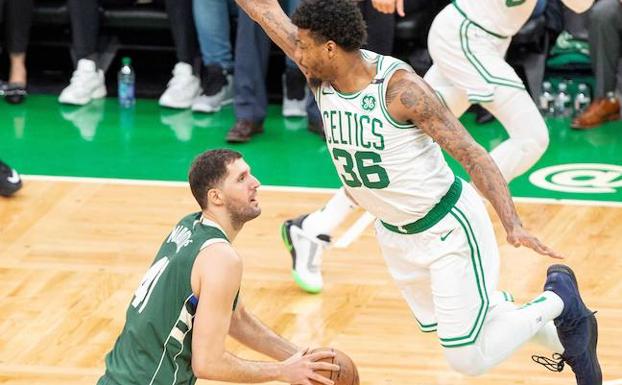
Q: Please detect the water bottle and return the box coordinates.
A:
[539,81,555,117]
[555,81,571,117]
[573,83,591,117]
[118,57,135,108]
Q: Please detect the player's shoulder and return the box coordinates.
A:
[196,241,241,270]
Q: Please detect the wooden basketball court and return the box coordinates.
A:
[0,178,620,385]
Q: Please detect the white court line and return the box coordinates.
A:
[22,174,622,207]
[334,212,376,249]
[604,379,622,385]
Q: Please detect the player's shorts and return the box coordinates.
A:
[375,178,507,348]
[426,3,525,104]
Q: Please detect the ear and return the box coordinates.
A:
[326,40,337,59]
[207,188,224,206]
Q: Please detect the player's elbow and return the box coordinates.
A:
[192,357,221,380]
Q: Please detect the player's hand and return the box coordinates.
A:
[371,0,405,16]
[278,348,339,385]
[506,226,564,259]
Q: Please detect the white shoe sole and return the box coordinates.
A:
[59,85,107,106]
[191,97,233,114]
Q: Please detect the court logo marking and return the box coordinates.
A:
[529,163,622,194]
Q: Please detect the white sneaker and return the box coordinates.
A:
[192,74,233,113]
[159,62,201,109]
[281,214,330,293]
[282,73,308,117]
[58,59,107,106]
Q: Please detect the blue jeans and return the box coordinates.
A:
[234,0,320,122]
[193,0,236,71]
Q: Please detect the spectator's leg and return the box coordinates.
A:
[589,0,622,99]
[162,0,199,64]
[6,0,33,85]
[357,0,395,55]
[233,9,271,123]
[67,0,100,61]
[193,0,234,71]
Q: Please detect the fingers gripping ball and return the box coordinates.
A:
[309,348,359,385]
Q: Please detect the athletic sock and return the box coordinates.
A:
[302,188,357,237]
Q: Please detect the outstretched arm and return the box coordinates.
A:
[235,0,298,63]
[385,70,562,259]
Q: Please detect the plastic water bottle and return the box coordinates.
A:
[118,57,135,108]
[573,83,591,117]
[539,81,555,117]
[555,81,571,117]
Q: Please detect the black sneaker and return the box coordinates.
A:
[536,264,601,385]
[0,160,22,197]
[4,83,27,104]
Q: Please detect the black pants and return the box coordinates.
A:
[0,0,33,54]
[357,0,395,55]
[68,0,198,63]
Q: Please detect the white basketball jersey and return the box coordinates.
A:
[314,50,454,226]
[454,0,536,37]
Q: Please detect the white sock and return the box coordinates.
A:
[302,188,357,237]
[444,291,564,376]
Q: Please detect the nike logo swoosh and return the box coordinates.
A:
[321,90,334,95]
[7,169,20,184]
[440,229,454,241]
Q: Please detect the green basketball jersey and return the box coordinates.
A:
[97,213,236,385]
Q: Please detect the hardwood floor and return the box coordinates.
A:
[0,179,619,385]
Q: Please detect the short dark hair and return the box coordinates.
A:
[189,149,242,209]
[292,0,367,52]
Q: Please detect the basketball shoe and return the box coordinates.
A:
[0,160,22,197]
[536,264,601,385]
[281,215,330,293]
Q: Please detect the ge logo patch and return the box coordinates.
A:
[361,95,376,111]
[529,164,622,194]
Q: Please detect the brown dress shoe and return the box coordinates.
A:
[571,97,620,130]
[226,119,264,143]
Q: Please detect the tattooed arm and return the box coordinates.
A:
[236,0,298,61]
[386,70,562,258]
[234,0,320,90]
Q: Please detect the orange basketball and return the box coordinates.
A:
[309,347,359,385]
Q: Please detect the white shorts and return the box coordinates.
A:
[375,180,509,348]
[426,4,525,104]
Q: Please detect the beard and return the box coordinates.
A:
[226,200,261,229]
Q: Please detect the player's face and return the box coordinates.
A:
[221,159,261,224]
[295,29,332,81]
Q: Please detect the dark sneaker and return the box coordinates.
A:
[538,264,601,385]
[4,83,27,104]
[226,120,264,143]
[0,160,22,197]
[281,214,330,293]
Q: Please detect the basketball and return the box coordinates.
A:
[309,348,359,385]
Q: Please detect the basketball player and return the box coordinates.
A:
[234,1,600,383]
[96,149,339,385]
[283,0,592,294]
